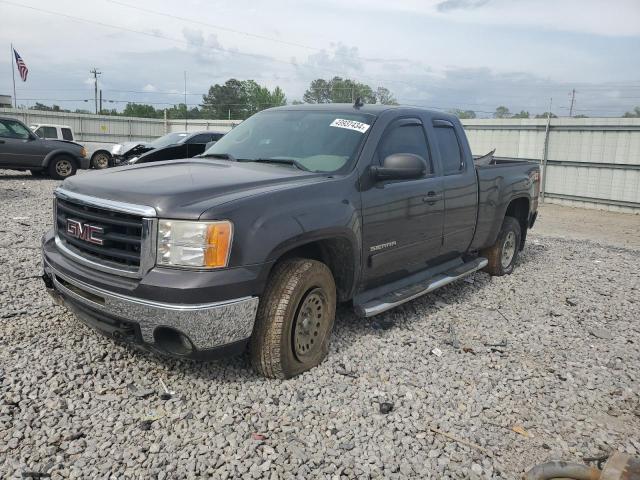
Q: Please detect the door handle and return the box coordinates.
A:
[423,191,442,203]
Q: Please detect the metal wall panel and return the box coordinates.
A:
[0,108,240,144]
[462,117,640,212]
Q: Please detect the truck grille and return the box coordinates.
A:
[55,197,143,268]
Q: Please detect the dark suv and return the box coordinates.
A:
[0,116,89,179]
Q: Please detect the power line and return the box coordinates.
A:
[105,0,408,64]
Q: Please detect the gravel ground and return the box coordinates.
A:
[1,170,639,479]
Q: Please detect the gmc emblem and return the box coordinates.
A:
[66,219,104,246]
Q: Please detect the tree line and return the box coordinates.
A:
[25,79,640,120]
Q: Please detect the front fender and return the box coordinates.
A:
[43,149,81,168]
[200,176,363,295]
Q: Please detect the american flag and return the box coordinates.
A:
[13,48,28,82]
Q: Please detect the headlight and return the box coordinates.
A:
[157,220,233,268]
[128,157,139,164]
[111,144,123,154]
[80,147,87,158]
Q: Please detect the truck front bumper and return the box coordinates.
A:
[42,235,262,360]
[78,156,91,170]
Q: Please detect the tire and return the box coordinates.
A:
[250,258,336,379]
[481,216,522,276]
[91,152,111,169]
[30,169,45,177]
[48,156,77,180]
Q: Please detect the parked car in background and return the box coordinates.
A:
[0,116,89,179]
[31,123,114,170]
[112,131,225,165]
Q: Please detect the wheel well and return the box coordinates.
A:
[47,153,78,168]
[505,197,529,249]
[91,149,111,159]
[274,238,356,302]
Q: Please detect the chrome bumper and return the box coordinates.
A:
[43,260,259,352]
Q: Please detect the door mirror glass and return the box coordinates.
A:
[372,153,427,180]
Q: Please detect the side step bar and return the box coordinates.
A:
[356,257,488,317]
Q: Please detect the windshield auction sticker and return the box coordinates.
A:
[330,118,370,133]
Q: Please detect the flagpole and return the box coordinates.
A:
[11,43,17,108]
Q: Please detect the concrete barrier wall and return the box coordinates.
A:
[0,108,241,144]
[461,118,640,213]
[1,108,638,212]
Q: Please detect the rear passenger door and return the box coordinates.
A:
[361,118,444,287]
[432,119,478,257]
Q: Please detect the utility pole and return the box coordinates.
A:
[540,97,553,202]
[90,68,101,114]
[184,71,188,131]
[568,89,576,117]
[99,89,103,114]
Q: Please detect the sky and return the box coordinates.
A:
[1,0,640,117]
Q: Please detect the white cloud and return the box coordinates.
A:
[142,84,157,92]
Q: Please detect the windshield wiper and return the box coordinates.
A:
[195,152,237,161]
[247,158,311,172]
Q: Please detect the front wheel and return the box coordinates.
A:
[250,258,336,379]
[48,156,77,180]
[91,152,111,169]
[481,216,522,276]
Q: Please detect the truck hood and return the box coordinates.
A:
[42,138,83,150]
[60,159,325,219]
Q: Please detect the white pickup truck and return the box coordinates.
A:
[30,124,115,169]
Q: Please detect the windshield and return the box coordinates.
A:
[202,110,375,173]
[149,132,189,148]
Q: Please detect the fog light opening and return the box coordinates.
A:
[153,327,195,356]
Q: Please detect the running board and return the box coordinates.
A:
[356,257,488,317]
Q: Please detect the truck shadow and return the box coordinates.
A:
[134,243,548,382]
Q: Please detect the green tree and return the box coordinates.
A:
[449,109,476,119]
[122,103,159,118]
[202,79,286,119]
[202,78,246,120]
[375,87,398,105]
[535,112,558,119]
[31,102,70,112]
[622,106,640,118]
[511,110,530,119]
[270,86,287,107]
[494,106,511,118]
[302,79,332,103]
[302,77,389,104]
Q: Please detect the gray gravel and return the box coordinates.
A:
[1,170,639,479]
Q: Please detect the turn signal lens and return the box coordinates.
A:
[157,220,233,269]
[80,147,87,158]
[204,222,232,268]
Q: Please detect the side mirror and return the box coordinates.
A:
[371,153,427,180]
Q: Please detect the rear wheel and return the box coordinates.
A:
[48,156,77,180]
[481,216,521,276]
[250,258,336,379]
[91,152,111,169]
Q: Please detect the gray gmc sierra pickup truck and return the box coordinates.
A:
[41,103,539,378]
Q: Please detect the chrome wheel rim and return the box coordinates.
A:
[94,153,109,169]
[501,231,517,268]
[56,159,72,177]
[293,288,328,361]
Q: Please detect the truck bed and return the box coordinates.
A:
[471,157,540,251]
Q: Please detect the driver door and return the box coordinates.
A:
[0,119,45,168]
[361,118,444,287]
